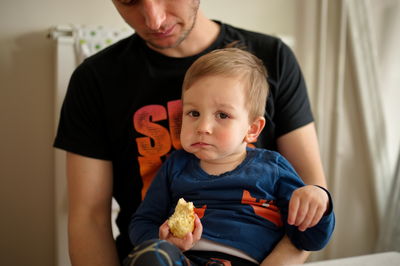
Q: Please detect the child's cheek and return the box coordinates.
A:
[216,130,234,145]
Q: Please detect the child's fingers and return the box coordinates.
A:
[159,220,170,240]
[183,232,193,243]
[288,195,300,225]
[192,214,203,242]
[298,205,318,231]
[294,201,309,227]
[303,187,330,229]
[171,215,203,251]
[309,208,325,228]
[176,233,194,251]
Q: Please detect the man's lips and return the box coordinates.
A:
[150,25,176,38]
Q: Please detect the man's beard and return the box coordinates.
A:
[147,0,200,50]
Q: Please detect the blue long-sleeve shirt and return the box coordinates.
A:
[130,148,335,262]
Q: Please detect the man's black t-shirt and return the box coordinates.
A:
[54,21,313,260]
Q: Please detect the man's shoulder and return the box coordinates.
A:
[82,34,141,66]
[72,34,144,79]
[222,22,282,48]
[220,22,299,68]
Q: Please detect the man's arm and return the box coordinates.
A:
[277,122,326,187]
[67,152,119,266]
[264,122,328,264]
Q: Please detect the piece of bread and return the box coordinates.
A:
[168,198,195,238]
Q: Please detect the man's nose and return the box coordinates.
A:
[141,0,166,31]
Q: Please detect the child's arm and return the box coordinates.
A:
[288,185,330,231]
[129,158,174,245]
[278,123,330,231]
[285,189,334,251]
[276,156,335,251]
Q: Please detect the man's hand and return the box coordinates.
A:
[159,214,203,251]
[288,185,329,231]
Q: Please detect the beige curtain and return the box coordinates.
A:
[294,0,399,261]
[373,0,400,253]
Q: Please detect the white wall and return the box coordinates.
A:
[0,1,296,265]
[0,1,125,265]
[203,0,296,36]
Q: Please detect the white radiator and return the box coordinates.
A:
[50,25,133,266]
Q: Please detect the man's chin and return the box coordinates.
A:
[146,39,181,50]
[146,32,189,51]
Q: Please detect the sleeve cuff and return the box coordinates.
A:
[314,185,334,215]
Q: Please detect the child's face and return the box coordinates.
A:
[180,75,252,163]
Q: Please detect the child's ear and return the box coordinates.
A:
[245,116,266,143]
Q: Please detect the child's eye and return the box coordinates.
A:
[115,0,138,6]
[217,112,229,119]
[187,111,200,117]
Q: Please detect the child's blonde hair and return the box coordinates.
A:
[182,47,269,121]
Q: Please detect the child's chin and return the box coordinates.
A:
[193,151,216,161]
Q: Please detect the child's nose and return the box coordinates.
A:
[196,117,212,135]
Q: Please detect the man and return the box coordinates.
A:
[55,0,329,265]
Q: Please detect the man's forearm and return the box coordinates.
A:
[277,123,327,188]
[261,235,309,266]
[69,220,119,266]
[66,153,118,265]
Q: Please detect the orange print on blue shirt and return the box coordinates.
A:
[241,190,283,227]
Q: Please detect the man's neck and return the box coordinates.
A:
[149,11,220,58]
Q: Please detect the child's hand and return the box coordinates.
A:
[159,214,203,251]
[288,185,329,231]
